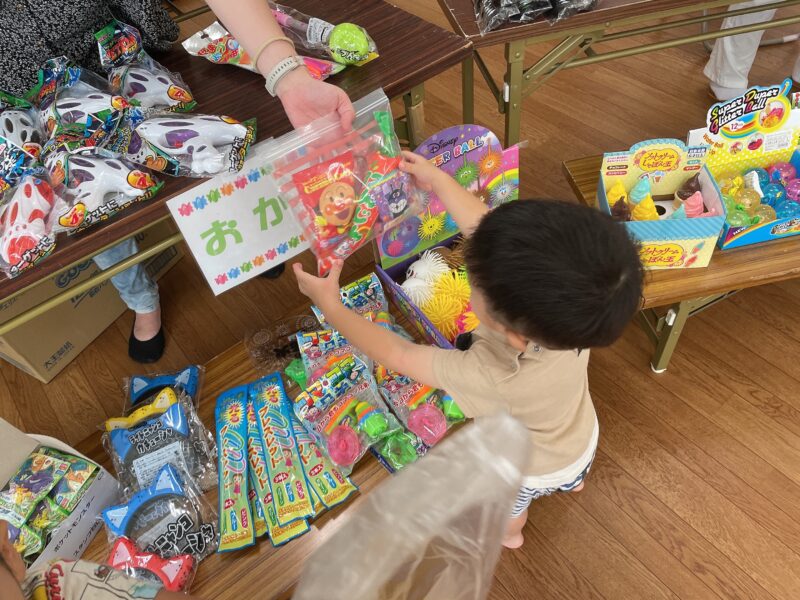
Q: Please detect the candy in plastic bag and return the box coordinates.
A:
[182,21,345,81]
[294,356,401,474]
[105,108,255,177]
[0,175,61,278]
[41,447,98,513]
[102,464,219,561]
[311,272,387,327]
[7,523,44,558]
[46,150,162,232]
[270,2,378,66]
[108,536,195,592]
[97,20,196,112]
[273,90,424,274]
[297,329,372,384]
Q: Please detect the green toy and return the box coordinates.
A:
[355,401,389,438]
[284,358,308,389]
[328,23,372,65]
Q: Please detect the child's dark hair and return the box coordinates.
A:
[465,199,643,350]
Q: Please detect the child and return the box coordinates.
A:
[293,151,643,549]
[0,521,204,600]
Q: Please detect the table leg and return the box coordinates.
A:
[503,40,525,146]
[402,84,426,148]
[462,56,475,124]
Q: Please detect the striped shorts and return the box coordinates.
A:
[510,458,594,518]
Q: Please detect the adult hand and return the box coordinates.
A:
[292,260,344,309]
[277,69,355,130]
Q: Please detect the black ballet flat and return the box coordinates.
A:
[258,263,286,279]
[129,326,165,363]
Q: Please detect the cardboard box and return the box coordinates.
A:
[374,125,520,346]
[687,79,800,249]
[597,139,727,269]
[0,221,183,383]
[0,417,119,571]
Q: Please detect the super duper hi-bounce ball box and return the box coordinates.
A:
[597,139,726,269]
[374,125,520,346]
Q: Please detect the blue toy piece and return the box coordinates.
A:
[776,201,800,219]
[103,464,184,537]
[760,183,786,207]
[129,366,201,405]
[109,402,190,463]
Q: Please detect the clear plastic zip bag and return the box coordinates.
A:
[272,89,425,275]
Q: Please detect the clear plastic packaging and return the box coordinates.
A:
[102,463,219,561]
[103,386,217,495]
[107,536,196,592]
[215,386,256,553]
[273,90,425,274]
[104,107,256,177]
[29,57,129,145]
[96,20,196,112]
[0,174,61,278]
[269,2,379,66]
[297,329,372,384]
[244,314,319,374]
[311,272,388,326]
[293,356,402,474]
[0,451,70,528]
[294,412,530,600]
[46,149,162,232]
[182,21,346,81]
[0,92,44,161]
[474,0,553,33]
[546,0,598,23]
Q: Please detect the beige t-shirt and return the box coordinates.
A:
[432,326,597,480]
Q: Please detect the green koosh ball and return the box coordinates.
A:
[328,23,371,65]
[361,412,388,438]
[383,432,418,468]
[284,358,307,389]
[441,397,465,421]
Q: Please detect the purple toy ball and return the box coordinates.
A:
[785,178,800,203]
[760,182,786,207]
[767,162,796,185]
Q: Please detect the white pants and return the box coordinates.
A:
[704,0,800,98]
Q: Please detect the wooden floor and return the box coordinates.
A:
[4,2,800,598]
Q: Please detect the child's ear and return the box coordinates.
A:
[504,329,529,353]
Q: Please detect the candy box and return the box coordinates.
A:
[687,79,800,249]
[597,138,726,269]
[0,417,119,572]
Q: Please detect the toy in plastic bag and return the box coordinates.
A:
[297,329,372,384]
[546,0,597,23]
[182,21,346,81]
[108,536,195,592]
[41,447,98,513]
[269,2,378,66]
[294,356,401,473]
[7,523,44,558]
[104,387,217,494]
[103,464,218,561]
[294,413,530,600]
[105,107,255,177]
[474,0,553,33]
[215,386,256,553]
[311,272,387,327]
[97,20,196,112]
[0,92,44,161]
[46,150,162,232]
[0,174,61,278]
[274,90,425,274]
[29,57,129,144]
[0,451,70,528]
[249,375,315,526]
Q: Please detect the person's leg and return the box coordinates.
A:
[93,239,164,361]
[704,1,778,101]
[503,509,527,549]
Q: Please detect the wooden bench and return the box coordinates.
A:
[563,155,800,371]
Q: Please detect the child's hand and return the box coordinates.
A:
[0,521,26,583]
[399,151,443,191]
[293,260,344,309]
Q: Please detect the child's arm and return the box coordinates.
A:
[293,262,443,388]
[400,151,488,235]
